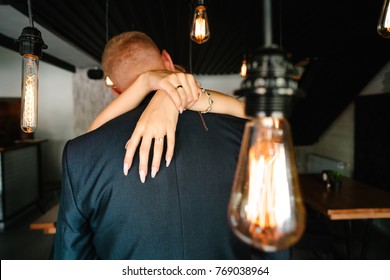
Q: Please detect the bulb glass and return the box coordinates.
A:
[21,54,39,133]
[228,117,306,251]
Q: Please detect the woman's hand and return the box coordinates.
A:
[122,70,202,182]
[142,70,201,112]
[123,90,179,183]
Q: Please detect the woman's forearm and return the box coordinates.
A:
[88,72,247,133]
[88,73,151,132]
[188,89,246,119]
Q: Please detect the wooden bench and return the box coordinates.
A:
[30,204,58,234]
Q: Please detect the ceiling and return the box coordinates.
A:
[1,0,390,144]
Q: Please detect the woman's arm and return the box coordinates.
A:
[88,70,200,132]
[88,69,246,181]
[123,88,246,182]
[189,89,246,118]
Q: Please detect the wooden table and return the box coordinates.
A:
[299,173,390,258]
[30,204,58,234]
[299,174,390,220]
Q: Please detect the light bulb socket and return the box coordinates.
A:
[245,93,293,118]
[16,26,48,58]
[194,0,205,7]
[234,46,302,118]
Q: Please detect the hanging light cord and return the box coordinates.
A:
[105,0,109,42]
[27,0,34,27]
[188,0,193,73]
[278,0,283,48]
[189,34,193,73]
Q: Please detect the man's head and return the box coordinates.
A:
[102,31,175,94]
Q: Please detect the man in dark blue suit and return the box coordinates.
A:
[54,101,250,259]
[53,31,288,259]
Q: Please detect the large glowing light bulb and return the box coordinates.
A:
[228,116,305,252]
[378,0,390,38]
[21,54,39,133]
[190,3,210,44]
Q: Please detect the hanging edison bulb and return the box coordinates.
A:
[229,115,305,251]
[190,1,210,44]
[378,0,390,38]
[16,26,47,133]
[229,45,305,252]
[240,58,247,77]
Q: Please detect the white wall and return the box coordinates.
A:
[196,74,243,96]
[0,46,74,183]
[37,62,74,182]
[0,46,22,95]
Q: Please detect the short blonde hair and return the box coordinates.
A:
[101,31,161,80]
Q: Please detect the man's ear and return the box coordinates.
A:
[161,49,175,71]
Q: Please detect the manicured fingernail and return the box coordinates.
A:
[139,170,146,183]
[125,140,130,149]
[123,163,129,176]
[151,167,158,178]
[166,157,172,167]
[179,106,183,114]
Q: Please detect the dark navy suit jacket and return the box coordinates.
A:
[53,97,286,260]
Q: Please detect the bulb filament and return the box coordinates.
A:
[23,73,36,132]
[21,56,39,133]
[194,17,206,41]
[246,133,291,244]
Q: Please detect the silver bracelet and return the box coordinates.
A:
[199,89,214,114]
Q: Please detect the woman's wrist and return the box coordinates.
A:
[199,89,214,114]
[153,90,180,114]
[137,71,154,93]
